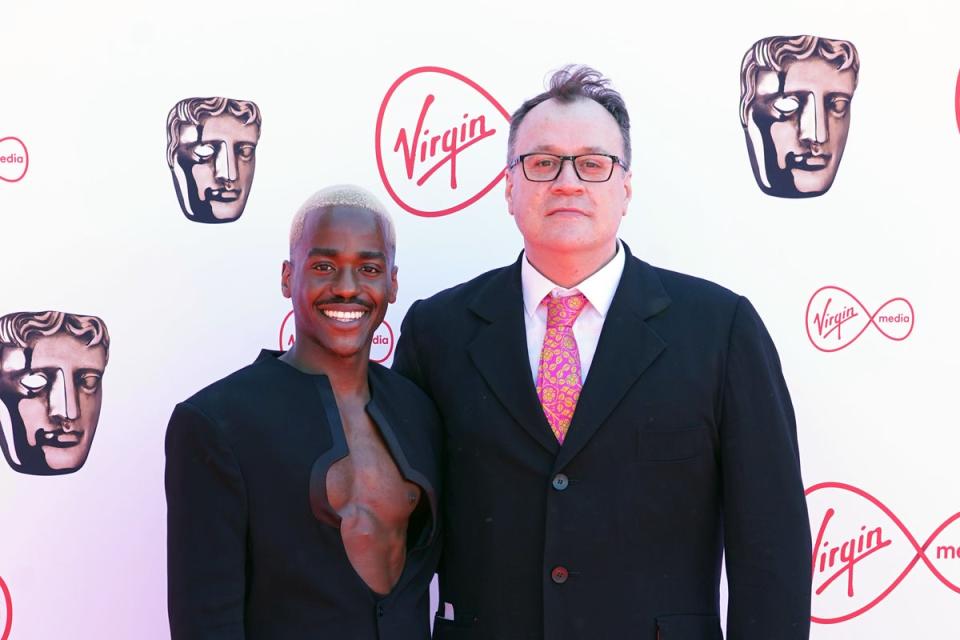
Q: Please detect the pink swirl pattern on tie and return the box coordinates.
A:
[536,293,587,444]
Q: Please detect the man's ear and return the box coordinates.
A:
[281,260,293,298]
[504,166,515,216]
[622,169,633,216]
[388,265,399,304]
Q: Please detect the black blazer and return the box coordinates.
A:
[165,350,442,640]
[393,244,811,640]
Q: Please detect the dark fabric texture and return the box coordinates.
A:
[393,244,811,640]
[166,351,442,640]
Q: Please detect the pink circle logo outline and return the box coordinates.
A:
[279,311,395,363]
[0,137,29,183]
[0,574,11,640]
[805,285,915,352]
[805,481,960,624]
[955,69,960,134]
[375,66,511,218]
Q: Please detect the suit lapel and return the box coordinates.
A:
[553,246,671,472]
[467,257,561,456]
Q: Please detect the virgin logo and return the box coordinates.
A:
[375,67,510,217]
[0,137,28,183]
[279,312,395,364]
[806,482,960,624]
[0,574,11,640]
[805,286,914,352]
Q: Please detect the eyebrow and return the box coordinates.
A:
[526,145,613,155]
[307,248,387,260]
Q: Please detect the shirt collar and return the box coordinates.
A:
[521,239,626,318]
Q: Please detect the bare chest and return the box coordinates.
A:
[325,410,421,526]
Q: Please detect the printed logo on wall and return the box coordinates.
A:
[740,36,859,198]
[955,69,960,133]
[0,137,28,183]
[0,574,10,640]
[806,482,960,623]
[376,67,511,217]
[805,286,914,352]
[279,311,395,364]
[0,311,109,475]
[166,97,261,224]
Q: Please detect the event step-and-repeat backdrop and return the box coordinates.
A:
[2,0,959,637]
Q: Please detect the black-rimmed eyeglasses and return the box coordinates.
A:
[507,153,628,183]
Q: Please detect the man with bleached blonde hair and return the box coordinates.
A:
[166,185,441,639]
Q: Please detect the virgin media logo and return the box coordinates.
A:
[278,311,395,364]
[0,574,11,640]
[805,286,914,352]
[0,137,28,183]
[806,482,960,623]
[375,67,510,217]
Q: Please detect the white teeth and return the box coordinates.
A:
[322,310,365,322]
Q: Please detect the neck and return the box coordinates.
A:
[524,240,618,289]
[279,343,370,399]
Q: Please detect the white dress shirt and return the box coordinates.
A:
[521,240,626,384]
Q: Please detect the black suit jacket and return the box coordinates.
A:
[165,350,442,640]
[393,244,811,640]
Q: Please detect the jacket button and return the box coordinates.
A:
[552,474,569,491]
[551,566,569,584]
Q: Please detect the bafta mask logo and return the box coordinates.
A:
[0,311,110,475]
[740,35,860,198]
[166,97,261,223]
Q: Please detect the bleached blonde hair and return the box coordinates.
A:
[289,185,396,262]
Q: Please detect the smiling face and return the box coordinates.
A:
[505,98,631,266]
[281,206,398,368]
[746,57,856,197]
[0,334,106,475]
[171,113,259,222]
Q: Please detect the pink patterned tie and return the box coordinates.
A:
[536,293,587,444]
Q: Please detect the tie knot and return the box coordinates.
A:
[544,293,587,329]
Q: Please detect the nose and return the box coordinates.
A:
[550,158,585,196]
[48,369,80,424]
[213,142,238,183]
[331,267,361,298]
[799,93,828,146]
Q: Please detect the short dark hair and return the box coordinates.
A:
[508,65,631,169]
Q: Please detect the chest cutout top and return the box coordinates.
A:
[308,378,426,596]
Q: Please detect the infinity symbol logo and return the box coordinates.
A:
[375,67,510,217]
[805,286,914,352]
[806,482,960,623]
[0,574,11,640]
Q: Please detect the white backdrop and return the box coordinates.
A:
[1,0,958,637]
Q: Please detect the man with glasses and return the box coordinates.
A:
[394,66,811,639]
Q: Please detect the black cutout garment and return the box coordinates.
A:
[166,350,442,640]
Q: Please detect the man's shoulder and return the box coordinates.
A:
[411,263,514,312]
[176,355,275,421]
[370,362,439,419]
[646,261,741,307]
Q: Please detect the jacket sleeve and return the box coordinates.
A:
[720,297,812,639]
[392,299,428,392]
[165,401,247,640]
